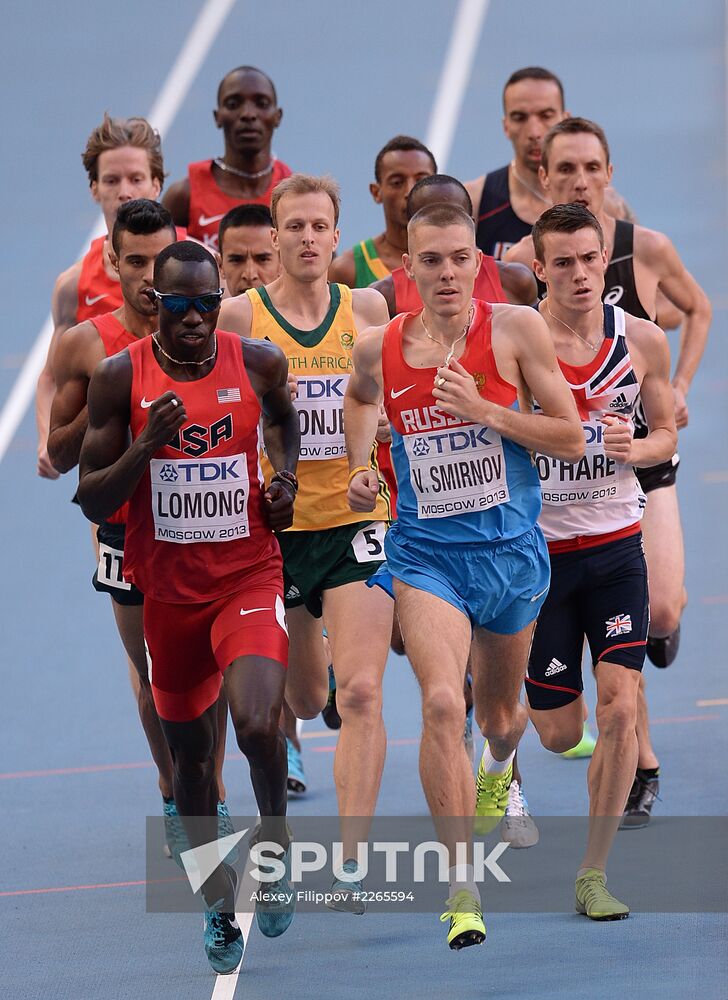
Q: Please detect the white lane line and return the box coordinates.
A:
[0,0,237,467]
[424,0,490,171]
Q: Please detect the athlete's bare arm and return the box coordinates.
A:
[433,305,583,462]
[328,248,357,287]
[635,226,712,428]
[613,317,677,468]
[47,321,105,474]
[344,324,387,513]
[78,353,186,524]
[36,262,82,478]
[219,293,253,336]
[351,286,390,330]
[161,179,191,229]
[604,185,637,225]
[502,234,535,268]
[464,175,486,218]
[368,276,397,318]
[497,261,537,305]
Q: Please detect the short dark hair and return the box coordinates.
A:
[503,67,565,110]
[216,65,278,106]
[406,174,472,220]
[82,113,165,187]
[154,240,219,286]
[111,199,175,254]
[408,203,475,242]
[218,204,273,251]
[374,135,437,183]
[541,117,610,171]
[532,203,604,263]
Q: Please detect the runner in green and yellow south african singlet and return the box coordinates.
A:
[247,280,390,529]
[352,239,390,287]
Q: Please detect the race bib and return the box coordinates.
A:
[351,521,386,563]
[96,543,131,590]
[404,423,509,519]
[537,418,624,505]
[295,375,348,460]
[150,453,250,544]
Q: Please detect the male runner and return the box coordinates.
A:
[370,174,536,316]
[218,201,308,793]
[220,174,394,905]
[465,66,631,260]
[506,118,712,819]
[47,198,232,845]
[78,240,300,973]
[164,66,292,250]
[36,114,165,478]
[345,202,583,947]
[218,204,280,296]
[526,204,676,917]
[329,136,437,287]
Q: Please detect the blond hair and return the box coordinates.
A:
[271,173,340,227]
[81,113,165,187]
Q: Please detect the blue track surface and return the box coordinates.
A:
[1,2,727,997]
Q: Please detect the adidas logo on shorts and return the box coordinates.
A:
[285,585,301,601]
[545,658,567,677]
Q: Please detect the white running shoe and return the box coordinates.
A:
[501,780,539,849]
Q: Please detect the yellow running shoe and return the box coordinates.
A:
[474,753,512,835]
[575,869,629,920]
[440,890,486,950]
[561,724,597,759]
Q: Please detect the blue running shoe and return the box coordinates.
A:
[204,868,243,974]
[255,844,296,938]
[321,665,341,730]
[217,801,239,864]
[326,859,366,915]
[286,739,307,795]
[162,799,189,864]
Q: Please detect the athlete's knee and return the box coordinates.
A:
[596,689,638,741]
[286,684,327,720]
[476,701,524,744]
[172,742,216,787]
[648,599,682,637]
[539,724,583,754]
[233,711,279,759]
[421,685,466,734]
[335,674,383,720]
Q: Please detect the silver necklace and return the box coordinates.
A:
[545,303,604,353]
[510,160,550,204]
[152,333,218,366]
[213,156,274,180]
[421,303,475,367]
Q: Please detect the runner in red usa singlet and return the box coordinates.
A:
[78,241,301,972]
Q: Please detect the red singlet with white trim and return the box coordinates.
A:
[187,159,293,250]
[391,256,506,315]
[124,331,278,602]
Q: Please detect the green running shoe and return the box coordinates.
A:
[326,859,366,914]
[575,869,629,920]
[561,724,597,759]
[474,751,512,835]
[255,844,296,938]
[440,890,486,950]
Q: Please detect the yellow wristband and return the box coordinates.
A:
[348,465,370,485]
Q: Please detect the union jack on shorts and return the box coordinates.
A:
[605,614,632,637]
[217,387,241,403]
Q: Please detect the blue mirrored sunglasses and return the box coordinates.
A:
[153,289,224,314]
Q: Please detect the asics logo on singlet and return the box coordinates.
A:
[85,293,107,307]
[198,213,225,228]
[391,384,416,400]
[604,285,624,305]
[545,658,567,677]
[158,463,179,483]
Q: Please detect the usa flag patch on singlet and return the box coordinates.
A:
[605,614,633,637]
[217,387,241,403]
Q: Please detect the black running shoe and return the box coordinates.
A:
[321,665,341,730]
[620,770,660,829]
[646,625,680,668]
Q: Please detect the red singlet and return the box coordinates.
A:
[77,237,123,322]
[124,330,279,603]
[187,158,293,249]
[391,256,506,315]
